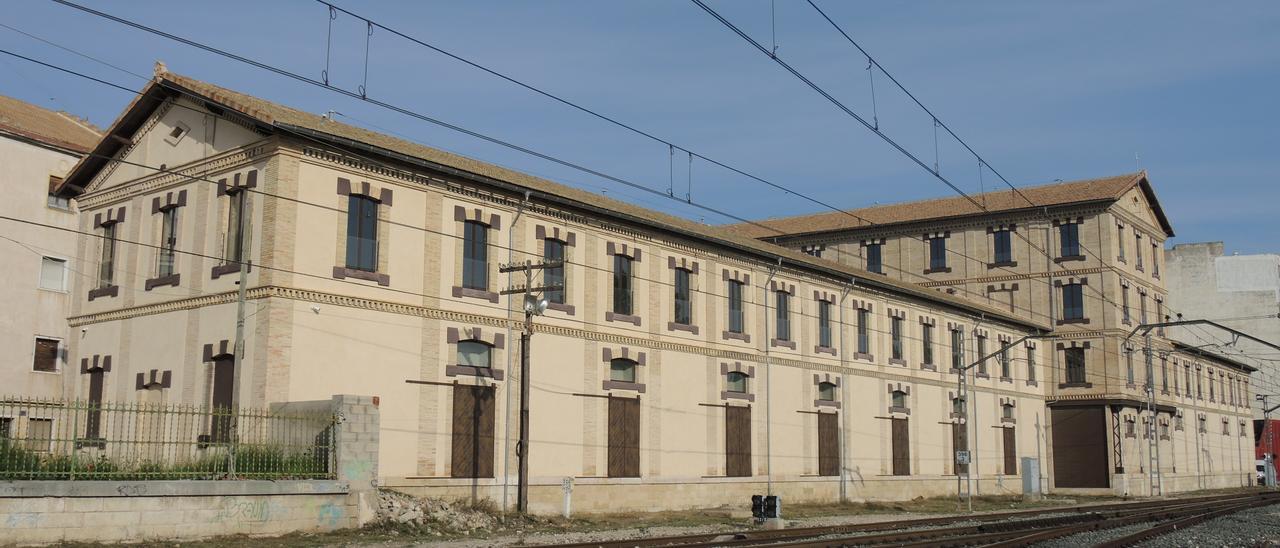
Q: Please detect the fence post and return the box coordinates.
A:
[332,394,379,527]
[69,399,79,481]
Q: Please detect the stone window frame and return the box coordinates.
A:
[764,279,793,348]
[721,270,747,343]
[146,189,188,291]
[1024,341,1038,386]
[1054,277,1090,325]
[972,328,991,379]
[1051,217,1086,263]
[445,326,506,381]
[986,224,1018,268]
[333,178,394,286]
[997,334,1014,382]
[851,298,875,362]
[860,238,886,274]
[602,347,645,393]
[886,307,908,366]
[923,231,952,274]
[135,369,173,391]
[721,362,755,402]
[814,374,841,408]
[1057,340,1093,388]
[605,242,643,326]
[886,381,910,415]
[211,170,258,280]
[985,282,1019,315]
[813,290,837,355]
[536,225,577,315]
[918,315,938,371]
[77,354,112,449]
[1123,415,1137,438]
[450,205,502,303]
[999,397,1017,424]
[88,206,127,301]
[666,256,700,334]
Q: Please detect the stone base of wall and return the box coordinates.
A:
[1054,472,1254,498]
[384,474,1035,515]
[0,481,356,545]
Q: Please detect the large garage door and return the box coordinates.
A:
[1051,407,1109,488]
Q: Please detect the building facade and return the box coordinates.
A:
[730,174,1257,495]
[0,94,99,421]
[49,68,1055,513]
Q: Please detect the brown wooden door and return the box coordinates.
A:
[1050,407,1109,488]
[210,356,235,443]
[891,418,910,476]
[1003,427,1017,475]
[952,422,969,475]
[451,384,495,478]
[818,412,839,476]
[608,396,640,477]
[725,405,751,477]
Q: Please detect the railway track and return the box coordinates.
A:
[541,491,1280,548]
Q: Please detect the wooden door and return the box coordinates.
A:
[1003,427,1017,475]
[608,396,640,477]
[210,357,235,443]
[952,422,969,475]
[891,418,910,476]
[725,405,751,477]
[818,412,839,476]
[451,384,495,478]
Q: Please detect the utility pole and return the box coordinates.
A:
[229,191,250,478]
[499,258,563,514]
[1143,334,1161,496]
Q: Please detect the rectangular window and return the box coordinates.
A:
[1117,225,1125,260]
[673,268,691,325]
[33,337,59,372]
[39,257,66,291]
[951,329,964,370]
[224,190,246,265]
[47,193,70,210]
[462,221,489,290]
[1065,347,1086,384]
[929,237,947,270]
[857,309,870,354]
[922,324,934,366]
[1000,343,1011,379]
[774,291,789,340]
[1186,365,1193,397]
[0,417,9,439]
[1161,356,1169,392]
[1059,223,1080,257]
[98,223,117,288]
[993,230,1012,263]
[976,335,988,375]
[891,317,903,361]
[1122,286,1131,324]
[818,301,832,348]
[1152,241,1160,276]
[1027,347,1036,382]
[727,282,747,332]
[1135,233,1144,270]
[1126,349,1135,385]
[866,243,882,274]
[1062,283,1084,321]
[25,418,53,453]
[157,207,179,277]
[1139,294,1147,324]
[543,239,565,304]
[613,255,633,316]
[345,196,379,272]
[1156,301,1164,334]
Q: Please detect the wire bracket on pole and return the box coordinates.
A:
[322,5,336,85]
[978,160,986,208]
[686,151,693,204]
[932,117,941,175]
[359,21,373,98]
[866,58,878,131]
[667,144,675,197]
[770,0,779,59]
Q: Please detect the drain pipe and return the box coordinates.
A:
[838,278,854,503]
[501,190,530,512]
[764,258,781,497]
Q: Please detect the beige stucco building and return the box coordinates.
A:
[0,94,99,423]
[731,173,1257,495]
[48,67,1063,513]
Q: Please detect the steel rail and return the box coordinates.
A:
[1094,495,1280,548]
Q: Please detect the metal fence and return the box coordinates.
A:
[0,397,337,481]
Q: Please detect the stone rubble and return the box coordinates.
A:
[375,489,499,534]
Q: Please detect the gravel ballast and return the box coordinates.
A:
[1134,504,1280,547]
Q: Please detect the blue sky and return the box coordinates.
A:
[3,1,1277,252]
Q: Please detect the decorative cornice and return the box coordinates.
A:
[78,141,272,209]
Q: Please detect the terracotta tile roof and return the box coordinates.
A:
[0,93,101,153]
[728,171,1172,239]
[61,67,1048,331]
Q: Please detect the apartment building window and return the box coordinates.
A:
[725,280,745,333]
[1135,233,1144,270]
[1061,283,1085,321]
[818,301,833,348]
[25,419,53,453]
[866,243,883,274]
[1125,348,1135,385]
[1185,364,1193,398]
[952,397,966,415]
[673,268,691,325]
[462,221,488,290]
[1209,370,1216,402]
[610,358,638,383]
[950,328,964,371]
[1139,293,1148,324]
[225,190,247,266]
[457,340,493,369]
[726,371,748,394]
[891,316,904,361]
[1121,285,1131,325]
[544,239,565,304]
[975,334,988,376]
[39,257,67,291]
[33,338,59,372]
[928,236,947,271]
[47,193,71,210]
[1117,224,1126,261]
[1160,355,1169,393]
[613,255,634,316]
[999,343,1012,380]
[1065,347,1086,384]
[1152,241,1160,276]
[774,290,789,340]
[1156,300,1165,334]
[157,207,180,277]
[1059,223,1080,257]
[922,324,935,367]
[817,382,837,402]
[1196,369,1203,399]
[1026,346,1037,383]
[98,222,117,289]
[890,390,907,409]
[856,309,870,355]
[992,229,1012,264]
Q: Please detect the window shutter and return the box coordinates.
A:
[39,257,65,290]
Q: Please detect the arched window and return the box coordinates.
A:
[817,382,837,402]
[610,358,637,383]
[457,340,492,368]
[726,371,748,393]
[890,390,906,409]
